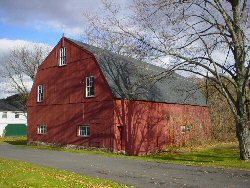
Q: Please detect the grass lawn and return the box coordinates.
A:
[141,142,250,170]
[1,137,249,170]
[0,157,130,188]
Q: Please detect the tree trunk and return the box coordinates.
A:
[237,119,250,161]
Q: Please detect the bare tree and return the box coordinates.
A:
[195,77,236,141]
[2,44,50,110]
[84,0,250,160]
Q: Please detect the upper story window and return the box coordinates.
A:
[86,76,95,97]
[37,84,44,102]
[37,124,46,134]
[78,125,90,137]
[15,112,19,119]
[59,47,66,66]
[2,112,7,118]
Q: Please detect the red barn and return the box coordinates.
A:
[27,37,210,155]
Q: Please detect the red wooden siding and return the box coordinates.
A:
[28,38,115,149]
[113,99,210,155]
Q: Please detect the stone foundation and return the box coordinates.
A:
[28,140,116,153]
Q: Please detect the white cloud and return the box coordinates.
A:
[0,38,50,48]
[152,56,171,68]
[0,38,29,56]
[0,38,51,65]
[0,0,131,37]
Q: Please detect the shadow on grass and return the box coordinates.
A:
[147,146,240,164]
[4,140,27,145]
[1,137,27,146]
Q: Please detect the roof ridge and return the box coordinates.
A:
[66,37,207,106]
[67,38,170,74]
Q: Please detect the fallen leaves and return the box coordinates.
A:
[0,158,130,188]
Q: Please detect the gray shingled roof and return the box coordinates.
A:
[68,38,207,106]
[0,100,20,111]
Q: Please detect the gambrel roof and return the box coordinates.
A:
[68,38,207,106]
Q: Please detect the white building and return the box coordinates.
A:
[0,100,27,137]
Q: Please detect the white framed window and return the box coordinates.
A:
[15,112,19,119]
[78,125,90,137]
[181,126,186,133]
[37,84,44,102]
[59,47,66,66]
[2,112,7,118]
[37,124,46,134]
[181,125,192,133]
[86,76,95,97]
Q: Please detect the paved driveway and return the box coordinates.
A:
[0,144,249,188]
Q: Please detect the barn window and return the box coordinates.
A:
[181,126,186,133]
[86,76,95,97]
[37,124,46,134]
[59,47,66,66]
[37,84,44,102]
[181,125,192,133]
[2,112,7,118]
[78,125,90,137]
